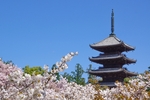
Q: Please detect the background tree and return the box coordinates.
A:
[23,65,44,75]
[86,64,108,91]
[71,63,85,85]
[148,66,150,72]
[3,60,14,65]
[62,72,74,82]
[85,64,97,83]
[62,63,85,85]
[50,64,60,80]
[124,77,130,83]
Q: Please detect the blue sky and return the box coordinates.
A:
[0,1,150,78]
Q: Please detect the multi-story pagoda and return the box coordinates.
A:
[89,9,137,87]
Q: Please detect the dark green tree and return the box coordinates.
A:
[62,64,85,85]
[85,64,97,83]
[71,63,85,85]
[62,72,74,82]
[3,60,14,65]
[86,64,93,79]
[148,66,150,72]
[50,64,60,80]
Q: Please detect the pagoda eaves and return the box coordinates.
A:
[89,54,136,65]
[89,68,137,76]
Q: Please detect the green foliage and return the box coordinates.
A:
[23,64,61,79]
[62,63,85,85]
[71,63,85,85]
[23,66,44,75]
[3,60,14,65]
[124,77,130,83]
[86,64,93,79]
[62,72,74,82]
[146,87,150,91]
[86,64,97,83]
[148,66,150,72]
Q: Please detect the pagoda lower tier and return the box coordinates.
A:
[89,68,137,87]
[89,54,136,65]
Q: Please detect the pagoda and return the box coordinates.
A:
[89,9,137,87]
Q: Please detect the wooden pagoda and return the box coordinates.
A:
[89,9,137,87]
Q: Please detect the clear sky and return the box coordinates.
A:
[0,1,150,78]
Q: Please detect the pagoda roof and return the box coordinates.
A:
[89,54,136,65]
[89,35,135,52]
[89,68,137,76]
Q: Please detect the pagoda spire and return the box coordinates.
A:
[110,9,115,36]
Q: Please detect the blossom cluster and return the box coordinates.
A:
[1,52,150,100]
[0,52,96,100]
[98,72,150,100]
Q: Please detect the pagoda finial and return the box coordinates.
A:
[110,9,115,36]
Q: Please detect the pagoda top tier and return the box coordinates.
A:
[90,35,135,52]
[90,9,135,53]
